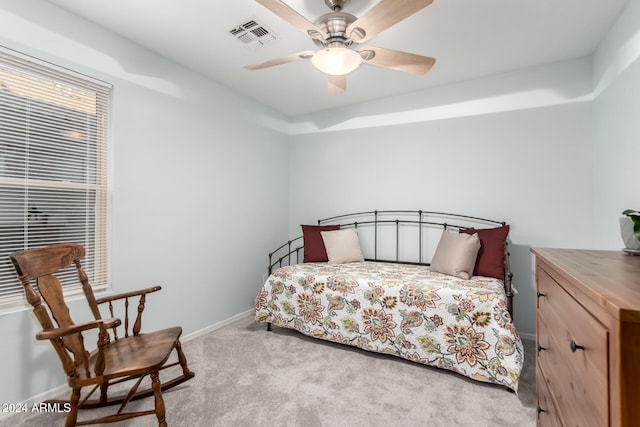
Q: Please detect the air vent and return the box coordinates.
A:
[229,20,276,49]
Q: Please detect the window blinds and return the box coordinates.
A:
[0,47,111,308]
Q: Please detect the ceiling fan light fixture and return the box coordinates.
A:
[311,47,363,76]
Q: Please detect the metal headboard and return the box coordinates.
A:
[267,210,513,315]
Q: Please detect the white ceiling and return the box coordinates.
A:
[47,0,629,116]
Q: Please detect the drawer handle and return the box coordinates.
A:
[536,291,547,298]
[537,345,546,352]
[570,340,585,352]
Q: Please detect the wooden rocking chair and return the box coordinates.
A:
[10,243,195,426]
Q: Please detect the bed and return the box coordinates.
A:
[254,210,523,392]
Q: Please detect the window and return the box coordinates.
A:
[0,47,111,309]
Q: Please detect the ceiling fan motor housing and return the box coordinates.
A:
[313,12,362,48]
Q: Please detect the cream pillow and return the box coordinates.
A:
[430,231,481,279]
[320,229,365,264]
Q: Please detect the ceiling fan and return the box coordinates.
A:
[244,0,436,95]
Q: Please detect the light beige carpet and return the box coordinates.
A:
[6,314,536,426]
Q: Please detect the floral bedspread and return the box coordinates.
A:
[254,261,523,392]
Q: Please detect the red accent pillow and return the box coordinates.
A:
[301,225,341,262]
[460,225,510,280]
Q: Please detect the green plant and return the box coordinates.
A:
[623,209,640,241]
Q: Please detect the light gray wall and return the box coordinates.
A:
[285,0,640,339]
[288,59,596,338]
[592,0,640,249]
[0,0,289,404]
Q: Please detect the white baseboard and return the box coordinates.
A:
[519,331,535,341]
[182,309,254,342]
[0,309,255,420]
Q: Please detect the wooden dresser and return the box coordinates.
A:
[531,248,640,426]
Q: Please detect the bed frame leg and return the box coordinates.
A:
[267,322,272,331]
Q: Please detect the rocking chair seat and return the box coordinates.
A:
[75,326,184,384]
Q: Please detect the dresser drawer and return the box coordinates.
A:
[537,267,609,426]
[536,363,563,427]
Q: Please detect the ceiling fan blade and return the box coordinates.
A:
[255,0,325,40]
[244,51,315,70]
[347,0,433,44]
[360,46,435,75]
[328,74,346,96]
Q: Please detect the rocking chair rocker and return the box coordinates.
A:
[10,243,195,426]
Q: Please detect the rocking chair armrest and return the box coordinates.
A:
[36,317,122,341]
[95,286,162,305]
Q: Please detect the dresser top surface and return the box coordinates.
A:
[531,248,640,322]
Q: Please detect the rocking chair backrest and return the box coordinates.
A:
[10,244,100,372]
